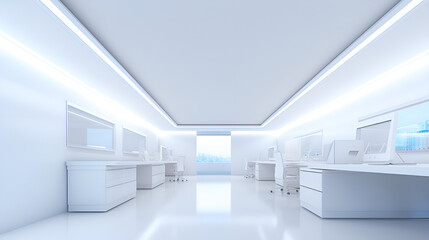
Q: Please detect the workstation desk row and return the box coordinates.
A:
[249,160,308,181]
[300,163,429,219]
[66,160,177,212]
[250,160,429,219]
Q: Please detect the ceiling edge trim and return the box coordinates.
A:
[261,0,422,128]
[40,0,422,130]
[40,0,178,127]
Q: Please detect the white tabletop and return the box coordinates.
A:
[66,160,166,166]
[161,160,178,164]
[307,163,429,177]
[250,161,308,167]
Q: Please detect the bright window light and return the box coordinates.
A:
[263,0,423,127]
[276,51,429,135]
[0,30,161,135]
[40,0,177,127]
[196,136,231,163]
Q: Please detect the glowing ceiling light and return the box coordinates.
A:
[0,30,161,135]
[263,0,423,127]
[40,0,177,127]
[276,50,429,135]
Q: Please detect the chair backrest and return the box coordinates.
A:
[274,152,284,180]
[177,156,185,172]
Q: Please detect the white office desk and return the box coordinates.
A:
[66,160,141,212]
[136,161,166,189]
[251,161,307,181]
[66,160,169,212]
[300,163,429,218]
[162,160,178,176]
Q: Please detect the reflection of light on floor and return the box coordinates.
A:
[196,183,231,214]
[138,218,161,240]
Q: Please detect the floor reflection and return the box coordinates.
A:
[2,176,429,240]
[196,182,231,214]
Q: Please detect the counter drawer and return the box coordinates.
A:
[300,186,322,210]
[106,167,136,188]
[153,172,165,185]
[300,170,322,191]
[106,180,136,204]
[152,164,165,175]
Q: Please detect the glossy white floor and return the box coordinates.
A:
[2,175,429,240]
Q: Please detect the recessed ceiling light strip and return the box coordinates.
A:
[0,30,162,134]
[262,0,423,128]
[40,0,177,127]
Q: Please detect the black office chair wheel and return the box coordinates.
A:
[287,192,291,195]
[296,189,299,192]
[270,190,273,193]
[280,188,283,191]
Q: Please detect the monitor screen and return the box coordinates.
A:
[160,145,169,161]
[395,102,429,152]
[268,146,276,160]
[357,120,391,155]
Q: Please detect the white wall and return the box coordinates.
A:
[159,133,197,175]
[0,48,161,234]
[159,132,278,176]
[275,1,429,159]
[0,2,164,233]
[231,133,277,175]
[276,65,429,161]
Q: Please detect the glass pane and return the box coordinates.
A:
[196,136,231,175]
[160,145,169,161]
[396,102,429,151]
[357,121,391,154]
[123,128,146,154]
[67,105,114,151]
[300,132,323,160]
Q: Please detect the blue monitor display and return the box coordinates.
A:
[395,102,429,152]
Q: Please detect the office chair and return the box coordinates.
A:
[170,156,188,182]
[244,159,255,178]
[270,152,299,195]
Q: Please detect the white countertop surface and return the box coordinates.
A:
[66,160,167,166]
[250,161,308,167]
[307,163,429,177]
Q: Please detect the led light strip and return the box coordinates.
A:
[40,0,177,127]
[39,0,423,130]
[262,0,423,127]
[0,30,161,135]
[276,50,429,135]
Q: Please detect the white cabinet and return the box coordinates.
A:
[300,169,323,216]
[137,163,166,189]
[163,161,177,176]
[66,161,138,212]
[300,166,429,218]
[255,163,275,181]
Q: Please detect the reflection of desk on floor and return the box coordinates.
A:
[251,161,307,181]
[300,163,429,218]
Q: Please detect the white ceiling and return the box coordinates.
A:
[61,0,399,126]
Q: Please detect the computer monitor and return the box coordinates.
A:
[267,146,277,160]
[356,112,397,162]
[327,140,364,164]
[160,145,169,161]
[395,100,429,163]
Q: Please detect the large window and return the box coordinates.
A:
[196,135,231,175]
